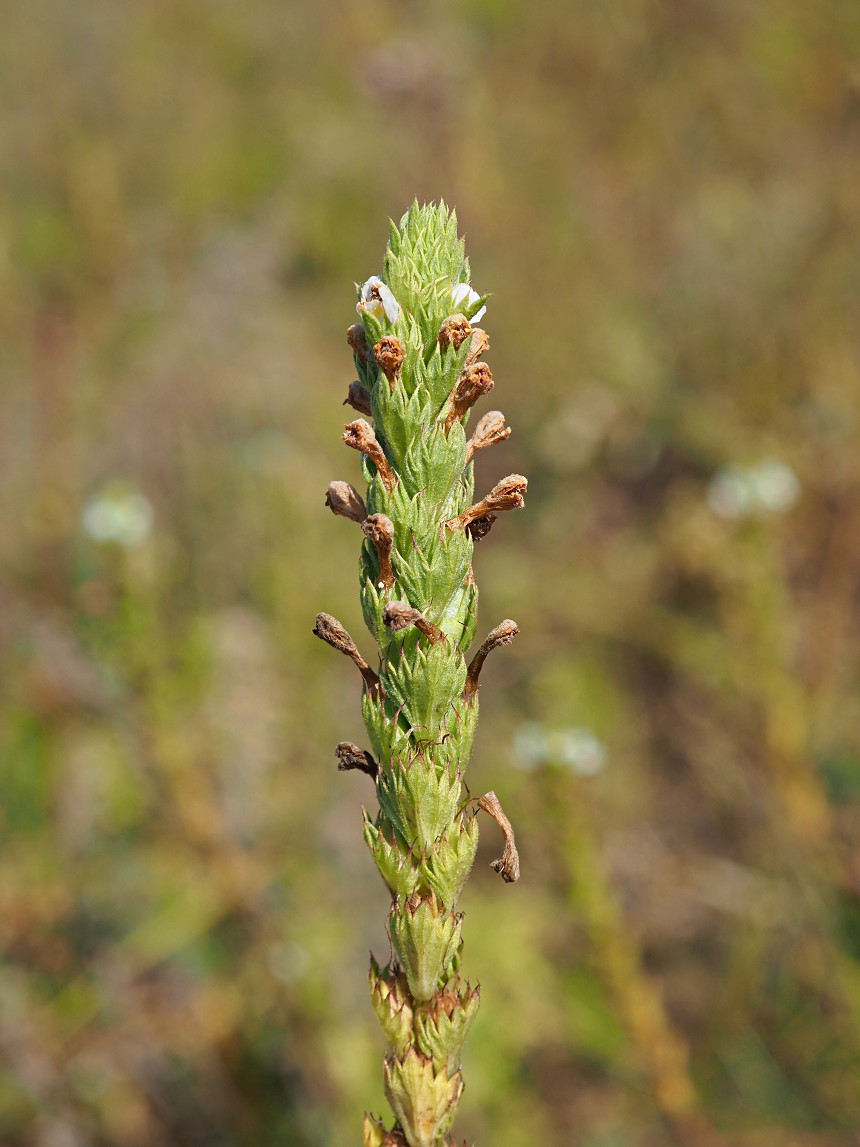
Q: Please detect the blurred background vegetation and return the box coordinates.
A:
[2,1,860,1144]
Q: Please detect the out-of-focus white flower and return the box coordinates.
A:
[81,484,153,548]
[451,282,486,323]
[266,941,309,984]
[707,468,755,520]
[707,459,800,521]
[512,721,607,776]
[556,727,607,776]
[748,459,800,514]
[357,275,400,324]
[512,722,549,771]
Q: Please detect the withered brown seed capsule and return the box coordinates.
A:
[344,380,373,417]
[466,410,511,462]
[464,327,490,368]
[335,741,379,779]
[346,323,370,364]
[465,620,519,697]
[444,363,494,436]
[362,513,395,588]
[325,481,367,523]
[476,791,520,883]
[342,419,397,493]
[467,514,497,541]
[445,475,527,531]
[374,337,406,393]
[313,612,381,694]
[438,314,473,352]
[382,601,446,645]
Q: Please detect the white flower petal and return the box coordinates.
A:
[451,282,486,323]
[357,275,401,324]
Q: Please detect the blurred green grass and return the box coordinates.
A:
[2,1,860,1144]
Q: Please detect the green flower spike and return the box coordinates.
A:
[315,201,525,1146]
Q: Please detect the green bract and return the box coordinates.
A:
[317,201,525,1146]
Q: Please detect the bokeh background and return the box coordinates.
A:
[2,1,860,1144]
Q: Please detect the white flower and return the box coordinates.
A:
[555,727,607,777]
[748,459,800,514]
[451,282,486,323]
[707,459,800,521]
[512,722,607,776]
[512,722,549,771]
[357,275,400,324]
[707,468,755,521]
[82,483,153,548]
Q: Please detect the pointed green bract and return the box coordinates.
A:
[320,202,525,1145]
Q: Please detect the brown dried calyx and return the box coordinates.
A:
[374,337,405,393]
[346,323,370,364]
[476,791,520,883]
[465,327,490,368]
[343,380,372,417]
[313,612,380,694]
[467,514,496,542]
[466,410,511,463]
[325,481,366,524]
[382,601,446,645]
[335,741,379,780]
[342,419,396,493]
[465,619,519,698]
[362,513,395,589]
[438,314,472,352]
[445,474,527,531]
[443,362,494,436]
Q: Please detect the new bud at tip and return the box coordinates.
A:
[343,420,397,493]
[326,481,367,524]
[383,602,446,645]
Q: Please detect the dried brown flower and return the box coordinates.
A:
[465,619,519,698]
[464,328,490,368]
[342,419,397,493]
[438,314,472,352]
[335,741,379,780]
[465,410,511,462]
[445,475,527,531]
[362,513,396,589]
[476,791,520,883]
[374,337,406,393]
[313,612,380,694]
[346,323,370,364]
[325,481,367,524]
[382,602,446,645]
[443,363,494,436]
[344,380,373,418]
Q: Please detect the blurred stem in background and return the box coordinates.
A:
[538,765,704,1145]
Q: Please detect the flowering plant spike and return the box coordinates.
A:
[315,202,525,1147]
